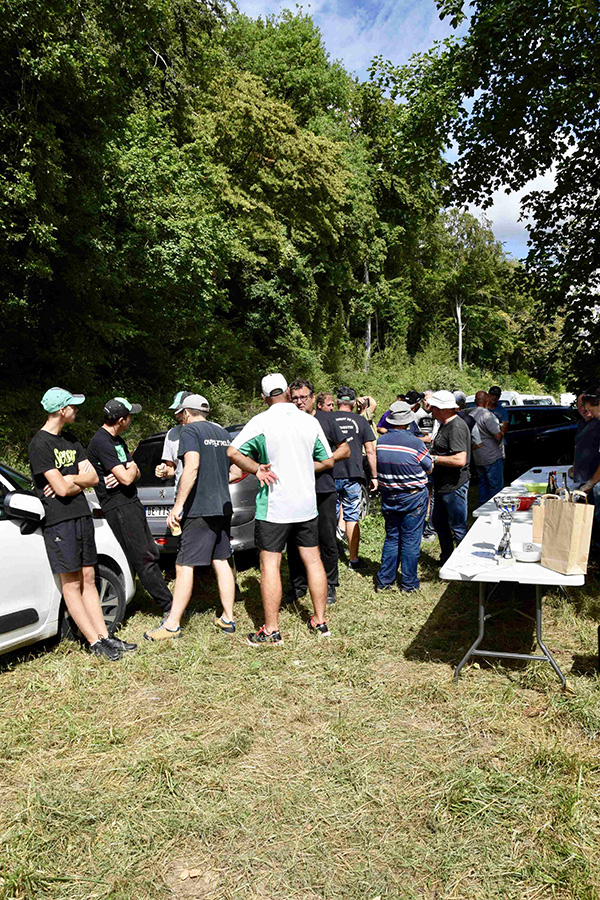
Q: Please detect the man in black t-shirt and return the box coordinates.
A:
[287,379,350,605]
[88,397,173,617]
[29,387,133,660]
[144,394,237,641]
[332,386,377,569]
[429,390,471,565]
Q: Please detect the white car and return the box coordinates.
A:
[0,462,136,657]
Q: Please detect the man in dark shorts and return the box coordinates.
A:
[332,386,377,569]
[287,379,350,605]
[143,394,237,640]
[88,397,173,617]
[29,387,134,660]
[228,374,334,645]
[429,390,471,565]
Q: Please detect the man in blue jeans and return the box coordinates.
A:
[429,391,471,565]
[468,390,504,505]
[375,402,432,592]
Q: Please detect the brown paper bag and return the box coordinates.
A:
[541,492,594,575]
[532,494,561,543]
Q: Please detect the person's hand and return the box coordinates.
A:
[256,463,278,487]
[370,477,378,493]
[105,473,119,489]
[581,480,593,495]
[167,505,183,530]
[155,463,168,478]
[568,466,574,479]
[422,434,432,443]
[43,484,56,498]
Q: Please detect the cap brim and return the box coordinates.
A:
[130,404,142,414]
[68,394,85,405]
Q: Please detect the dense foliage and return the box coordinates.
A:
[0,0,568,444]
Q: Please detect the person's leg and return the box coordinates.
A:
[343,480,362,562]
[477,465,491,506]
[79,566,109,637]
[317,491,339,588]
[377,507,400,587]
[60,571,106,644]
[212,558,236,623]
[298,545,328,624]
[346,521,360,561]
[286,539,308,597]
[260,550,283,633]
[398,491,428,590]
[487,458,504,499]
[591,482,600,553]
[162,565,194,630]
[445,482,469,548]
[432,491,454,564]
[106,504,173,613]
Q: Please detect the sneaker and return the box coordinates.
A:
[349,558,365,571]
[374,581,394,593]
[308,616,331,637]
[143,623,182,641]
[326,585,337,605]
[214,616,236,634]
[247,625,283,647]
[89,637,122,661]
[282,588,306,605]
[422,524,436,540]
[105,635,137,653]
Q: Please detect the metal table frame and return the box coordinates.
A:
[454,582,566,688]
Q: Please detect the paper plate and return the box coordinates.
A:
[513,542,542,563]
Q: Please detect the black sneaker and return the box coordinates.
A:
[105,635,137,653]
[308,616,331,637]
[349,559,365,571]
[282,588,306,605]
[247,626,284,646]
[374,581,394,593]
[326,585,337,605]
[89,637,122,661]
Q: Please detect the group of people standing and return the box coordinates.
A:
[28,379,511,657]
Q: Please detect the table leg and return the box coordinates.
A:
[454,583,487,682]
[534,585,566,690]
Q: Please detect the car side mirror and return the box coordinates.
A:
[3,491,45,524]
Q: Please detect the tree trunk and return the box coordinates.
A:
[456,298,463,370]
[364,261,371,374]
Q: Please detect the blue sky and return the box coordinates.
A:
[233,0,550,260]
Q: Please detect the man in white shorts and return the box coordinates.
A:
[227,374,334,645]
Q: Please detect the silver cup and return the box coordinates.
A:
[493,494,520,564]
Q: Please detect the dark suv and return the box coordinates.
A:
[133,426,258,555]
[503,405,579,482]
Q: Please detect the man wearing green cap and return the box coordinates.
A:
[88,397,173,616]
[28,388,133,660]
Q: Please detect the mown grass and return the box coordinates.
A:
[1,507,600,900]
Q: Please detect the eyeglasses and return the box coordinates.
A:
[292,394,312,403]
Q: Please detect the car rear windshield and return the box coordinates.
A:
[133,438,173,487]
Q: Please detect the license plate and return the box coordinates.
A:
[145,506,171,517]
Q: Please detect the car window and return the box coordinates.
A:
[133,439,172,487]
[508,409,578,429]
[0,483,8,519]
[0,463,33,492]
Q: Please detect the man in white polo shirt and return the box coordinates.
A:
[227,374,334,645]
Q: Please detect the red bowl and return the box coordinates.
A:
[517,496,536,511]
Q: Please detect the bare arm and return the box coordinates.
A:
[314,456,334,473]
[155,460,176,478]
[167,451,199,527]
[333,440,350,462]
[227,446,278,487]
[432,451,467,468]
[582,462,600,493]
[43,468,84,498]
[109,461,141,486]
[377,426,388,435]
[364,440,378,491]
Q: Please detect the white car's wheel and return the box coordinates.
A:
[60,563,127,641]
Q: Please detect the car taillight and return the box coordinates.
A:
[155,538,169,546]
[92,508,105,518]
[230,472,250,484]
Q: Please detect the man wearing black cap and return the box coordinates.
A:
[87,397,173,616]
[487,386,509,435]
[332,386,377,569]
[377,391,425,436]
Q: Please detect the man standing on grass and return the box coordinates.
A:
[155,390,193,488]
[487,385,509,436]
[428,390,471,566]
[468,390,504,505]
[227,374,334,646]
[29,388,134,660]
[145,394,239,641]
[87,397,173,617]
[287,379,350,606]
[332,386,377,570]
[375,401,432,593]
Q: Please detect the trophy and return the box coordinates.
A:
[493,494,520,565]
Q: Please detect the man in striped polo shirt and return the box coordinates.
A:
[375,401,433,593]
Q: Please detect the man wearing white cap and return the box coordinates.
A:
[145,394,238,640]
[155,390,193,489]
[227,374,334,645]
[428,390,471,565]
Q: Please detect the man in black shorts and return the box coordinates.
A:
[87,397,173,617]
[287,379,350,605]
[144,394,237,640]
[29,387,135,660]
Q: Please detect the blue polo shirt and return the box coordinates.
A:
[376,429,432,493]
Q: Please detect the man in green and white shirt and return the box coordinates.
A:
[228,374,334,645]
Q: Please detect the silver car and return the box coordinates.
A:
[133,426,259,554]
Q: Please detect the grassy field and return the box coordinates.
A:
[1,504,600,900]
